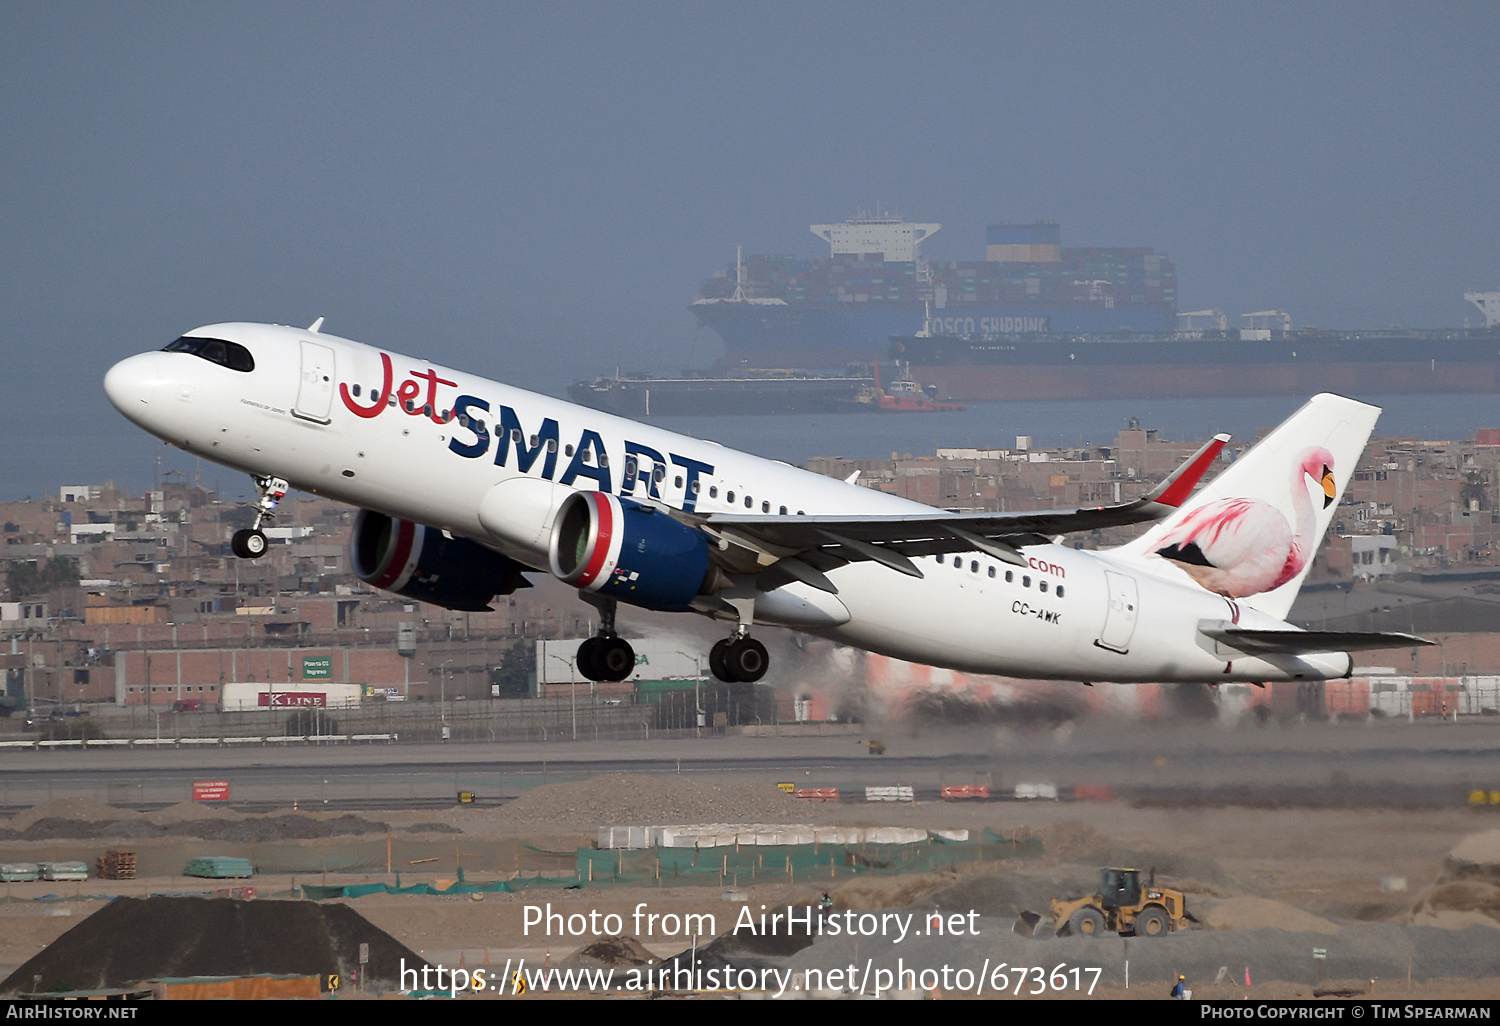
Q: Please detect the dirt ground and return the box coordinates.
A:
[1,782,1498,999]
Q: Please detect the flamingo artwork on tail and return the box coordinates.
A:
[1151,446,1337,598]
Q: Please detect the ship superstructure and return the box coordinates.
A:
[690,216,1178,367]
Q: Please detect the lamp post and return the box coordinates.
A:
[674,650,706,737]
[440,658,452,742]
[545,650,579,740]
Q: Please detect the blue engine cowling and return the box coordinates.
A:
[350,510,532,611]
[548,492,711,611]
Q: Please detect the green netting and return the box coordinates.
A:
[300,878,514,899]
[574,832,1041,887]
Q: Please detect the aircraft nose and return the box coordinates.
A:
[103,353,167,417]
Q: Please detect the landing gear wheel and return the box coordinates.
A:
[709,639,733,682]
[724,637,769,683]
[231,529,268,559]
[1068,906,1106,937]
[1133,906,1170,937]
[597,637,636,683]
[576,637,605,682]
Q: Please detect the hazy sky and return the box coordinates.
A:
[3,2,1497,498]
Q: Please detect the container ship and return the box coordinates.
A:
[690,216,1178,369]
[686,214,1500,400]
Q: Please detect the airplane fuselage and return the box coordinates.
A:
[105,322,1352,685]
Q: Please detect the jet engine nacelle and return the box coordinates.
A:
[350,510,531,611]
[548,492,711,611]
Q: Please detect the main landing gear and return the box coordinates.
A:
[575,598,636,683]
[230,475,288,560]
[709,630,768,683]
[572,599,771,685]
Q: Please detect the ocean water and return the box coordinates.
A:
[642,393,1500,465]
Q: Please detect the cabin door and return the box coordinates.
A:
[1095,570,1139,654]
[294,340,336,424]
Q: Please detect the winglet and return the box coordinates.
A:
[307,316,325,333]
[1144,433,1230,509]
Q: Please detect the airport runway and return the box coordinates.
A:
[1,718,1496,813]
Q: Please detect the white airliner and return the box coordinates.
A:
[103,321,1427,686]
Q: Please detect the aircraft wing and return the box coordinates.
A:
[691,434,1229,585]
[1200,626,1434,655]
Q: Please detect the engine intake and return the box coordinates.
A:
[549,492,711,611]
[350,510,531,611]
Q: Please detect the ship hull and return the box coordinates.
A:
[893,332,1500,400]
[567,376,875,417]
[691,301,1177,368]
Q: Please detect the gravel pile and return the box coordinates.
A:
[0,897,421,994]
[478,773,815,830]
[1408,830,1500,926]
[9,798,136,832]
[1,800,456,842]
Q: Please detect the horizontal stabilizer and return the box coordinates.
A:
[1200,626,1433,655]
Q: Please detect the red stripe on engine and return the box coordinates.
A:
[373,519,416,589]
[575,494,614,588]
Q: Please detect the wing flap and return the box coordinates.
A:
[702,433,1230,563]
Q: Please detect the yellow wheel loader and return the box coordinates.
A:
[1016,868,1190,938]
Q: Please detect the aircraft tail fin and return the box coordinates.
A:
[1113,393,1380,619]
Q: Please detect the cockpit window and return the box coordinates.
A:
[162,336,255,372]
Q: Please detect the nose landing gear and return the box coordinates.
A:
[230,475,288,560]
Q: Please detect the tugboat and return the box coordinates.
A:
[873,360,965,412]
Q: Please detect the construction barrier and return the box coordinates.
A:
[1014,782,1058,800]
[794,787,841,802]
[941,784,991,800]
[1072,785,1116,802]
[864,785,914,802]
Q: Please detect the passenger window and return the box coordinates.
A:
[762,501,770,512]
[352,384,361,397]
[1039,580,1048,593]
[779,506,787,515]
[709,486,718,498]
[1005,570,1013,583]
[952,556,961,568]
[1023,575,1031,588]
[744,495,753,508]
[547,439,558,453]
[987,566,995,578]
[1057,585,1065,598]
[727,491,735,503]
[970,561,978,573]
